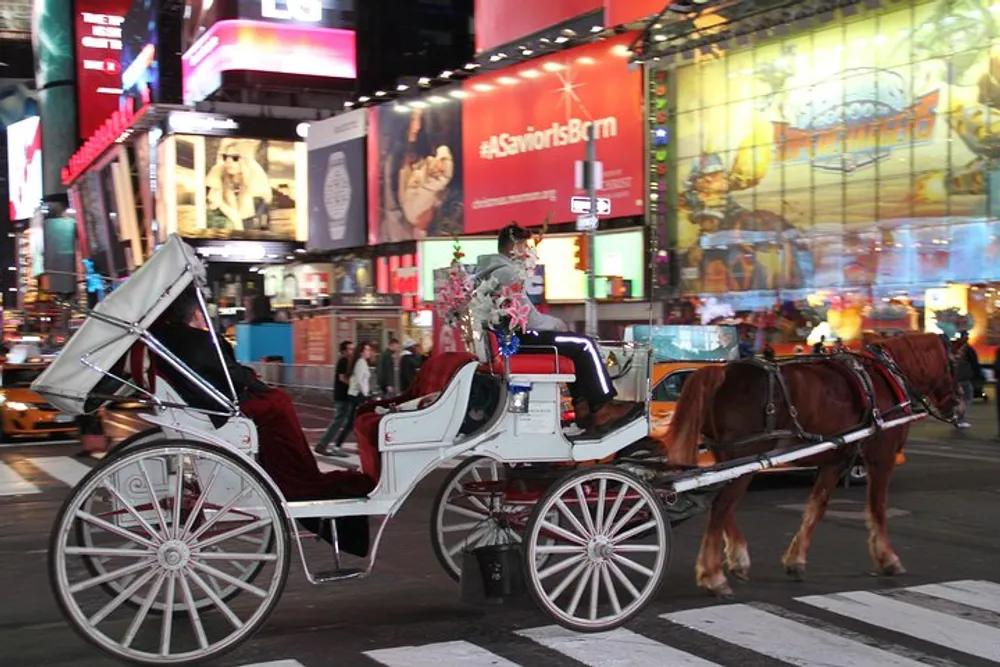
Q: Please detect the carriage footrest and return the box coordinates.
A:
[313,567,365,583]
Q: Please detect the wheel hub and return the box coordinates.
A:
[157,540,191,571]
[586,536,614,562]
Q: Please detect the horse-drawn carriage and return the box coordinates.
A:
[35,236,961,665]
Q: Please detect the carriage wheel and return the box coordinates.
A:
[50,440,290,666]
[430,457,557,581]
[522,466,670,632]
[75,429,275,614]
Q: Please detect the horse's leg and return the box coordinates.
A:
[723,517,751,582]
[864,440,905,575]
[696,474,753,598]
[781,462,841,581]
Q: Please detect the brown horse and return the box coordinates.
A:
[660,332,963,597]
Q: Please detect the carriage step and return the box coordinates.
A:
[312,567,365,583]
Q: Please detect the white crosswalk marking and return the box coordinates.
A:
[0,461,40,496]
[798,589,1000,662]
[907,579,1000,613]
[518,625,722,667]
[365,640,522,667]
[28,456,92,488]
[664,603,929,667]
[239,661,307,667]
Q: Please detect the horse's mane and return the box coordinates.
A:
[876,333,947,384]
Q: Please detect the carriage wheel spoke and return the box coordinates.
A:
[195,550,278,562]
[159,572,176,656]
[607,495,648,539]
[587,565,601,621]
[121,570,166,648]
[65,546,153,558]
[554,498,590,541]
[546,559,589,602]
[179,569,210,650]
[534,544,585,555]
[574,484,596,535]
[137,460,170,540]
[612,544,661,553]
[440,521,482,534]
[189,560,268,598]
[607,559,641,601]
[601,482,629,537]
[77,508,159,550]
[564,562,594,617]
[593,478,608,534]
[186,568,244,630]
[611,552,654,578]
[611,519,658,545]
[70,558,157,595]
[601,563,622,616]
[186,486,252,543]
[180,462,222,540]
[447,524,489,557]
[540,519,587,546]
[88,566,160,626]
[193,518,272,550]
[99,482,166,545]
[169,455,186,539]
[537,552,587,581]
[444,503,489,521]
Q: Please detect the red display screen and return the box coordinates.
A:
[74,0,131,140]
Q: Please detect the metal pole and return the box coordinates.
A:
[585,124,598,338]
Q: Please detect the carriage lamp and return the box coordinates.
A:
[508,383,532,413]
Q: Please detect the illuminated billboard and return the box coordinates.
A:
[7,116,43,221]
[182,19,356,105]
[74,0,129,140]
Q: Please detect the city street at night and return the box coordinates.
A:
[0,400,997,667]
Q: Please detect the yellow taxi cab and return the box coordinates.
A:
[629,325,904,485]
[0,361,78,440]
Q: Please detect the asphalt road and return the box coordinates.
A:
[0,400,997,667]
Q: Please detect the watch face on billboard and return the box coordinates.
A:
[6,116,43,222]
[120,0,159,108]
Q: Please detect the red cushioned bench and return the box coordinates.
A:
[485,330,576,377]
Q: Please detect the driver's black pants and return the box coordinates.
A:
[517,330,616,409]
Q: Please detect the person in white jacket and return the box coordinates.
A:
[473,224,641,435]
[331,341,374,449]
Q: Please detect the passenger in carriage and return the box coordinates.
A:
[149,288,375,555]
[474,224,643,435]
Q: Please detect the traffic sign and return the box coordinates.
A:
[576,214,598,231]
[570,196,611,216]
[575,160,604,190]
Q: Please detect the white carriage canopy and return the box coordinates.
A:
[32,235,205,415]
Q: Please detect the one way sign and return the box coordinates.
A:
[570,196,612,216]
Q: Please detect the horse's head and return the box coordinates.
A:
[876,333,964,425]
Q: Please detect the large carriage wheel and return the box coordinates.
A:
[522,466,670,632]
[75,429,275,614]
[430,457,558,581]
[50,440,290,666]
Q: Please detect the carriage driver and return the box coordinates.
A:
[474,224,643,435]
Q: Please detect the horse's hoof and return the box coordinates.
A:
[708,583,734,599]
[785,563,807,581]
[729,567,750,583]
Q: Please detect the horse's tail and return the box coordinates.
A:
[658,365,727,466]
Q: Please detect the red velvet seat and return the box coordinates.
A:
[485,330,576,376]
[353,352,478,483]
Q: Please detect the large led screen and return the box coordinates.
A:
[6,116,43,221]
[75,0,129,140]
[168,134,308,241]
[670,0,1000,296]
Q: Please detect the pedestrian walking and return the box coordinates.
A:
[314,340,354,457]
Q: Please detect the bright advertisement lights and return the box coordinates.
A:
[7,116,43,222]
[182,19,356,105]
[419,230,645,302]
[75,2,128,140]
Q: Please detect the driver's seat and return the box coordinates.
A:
[482,330,576,378]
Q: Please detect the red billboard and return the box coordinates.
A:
[461,34,644,233]
[75,0,130,140]
[474,0,603,53]
[604,0,667,27]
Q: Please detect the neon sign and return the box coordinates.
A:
[62,97,143,185]
[261,0,322,22]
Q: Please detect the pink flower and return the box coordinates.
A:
[505,299,531,332]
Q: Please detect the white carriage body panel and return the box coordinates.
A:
[32,234,205,415]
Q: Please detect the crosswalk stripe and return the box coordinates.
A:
[28,456,92,488]
[365,640,522,667]
[797,590,1000,662]
[0,461,40,496]
[905,579,1000,614]
[663,603,929,667]
[517,625,722,667]
[239,661,307,667]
